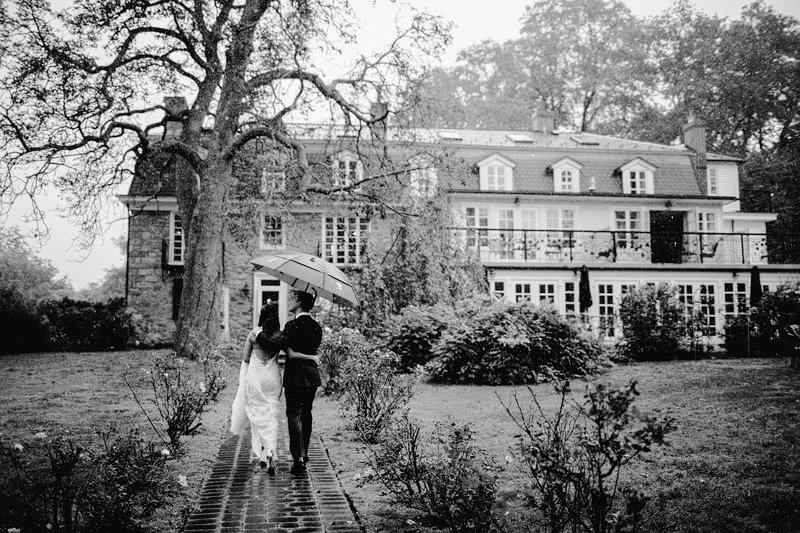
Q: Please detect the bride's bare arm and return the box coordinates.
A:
[242,332,255,363]
[286,347,319,365]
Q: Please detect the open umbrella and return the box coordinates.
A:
[579,265,593,312]
[250,251,359,309]
[750,265,763,307]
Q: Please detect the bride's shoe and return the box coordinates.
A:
[259,447,268,469]
[266,454,275,476]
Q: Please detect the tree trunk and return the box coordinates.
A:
[175,158,232,358]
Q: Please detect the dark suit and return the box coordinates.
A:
[280,313,322,462]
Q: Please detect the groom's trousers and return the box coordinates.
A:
[285,385,317,461]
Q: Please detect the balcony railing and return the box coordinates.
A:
[452,228,800,265]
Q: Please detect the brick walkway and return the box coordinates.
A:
[183,406,361,533]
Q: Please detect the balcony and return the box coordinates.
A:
[452,228,800,265]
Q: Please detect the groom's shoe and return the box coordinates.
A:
[290,460,307,476]
[302,455,309,465]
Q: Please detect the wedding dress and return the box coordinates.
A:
[231,329,282,462]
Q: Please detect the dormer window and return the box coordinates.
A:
[549,157,583,193]
[476,153,516,192]
[334,152,362,187]
[619,158,656,195]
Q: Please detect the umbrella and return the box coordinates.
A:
[578,265,593,312]
[749,265,763,307]
[250,251,360,309]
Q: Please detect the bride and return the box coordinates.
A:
[232,303,283,475]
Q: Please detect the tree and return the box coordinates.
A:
[409,0,654,132]
[0,226,72,300]
[0,0,449,357]
[75,235,127,302]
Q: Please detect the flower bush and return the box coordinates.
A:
[339,349,415,443]
[426,301,604,385]
[617,284,688,361]
[384,304,457,371]
[724,283,800,357]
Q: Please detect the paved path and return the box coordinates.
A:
[183,406,362,533]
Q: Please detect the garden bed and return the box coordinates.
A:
[314,358,800,532]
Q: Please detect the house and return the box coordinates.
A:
[119,104,800,345]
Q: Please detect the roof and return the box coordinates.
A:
[707,152,746,163]
[126,125,706,198]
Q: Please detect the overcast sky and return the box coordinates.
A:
[5,0,800,290]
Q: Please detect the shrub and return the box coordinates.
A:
[724,284,800,357]
[339,349,415,443]
[0,287,50,355]
[617,284,687,361]
[426,302,603,385]
[124,351,226,446]
[503,381,675,533]
[0,427,176,533]
[318,327,373,395]
[365,414,498,532]
[38,297,133,352]
[384,304,456,371]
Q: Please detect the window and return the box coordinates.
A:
[465,207,489,248]
[487,165,508,190]
[598,284,615,337]
[620,159,655,195]
[724,282,748,320]
[615,211,642,248]
[498,209,515,258]
[677,284,695,319]
[539,283,555,304]
[559,170,574,192]
[492,281,506,300]
[168,212,185,265]
[515,283,532,302]
[545,208,575,245]
[260,215,284,249]
[708,168,718,195]
[698,285,717,335]
[410,166,437,197]
[564,282,577,315]
[477,154,516,191]
[334,153,362,187]
[261,167,286,193]
[697,212,716,232]
[324,216,368,265]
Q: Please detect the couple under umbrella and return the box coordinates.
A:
[230,251,358,476]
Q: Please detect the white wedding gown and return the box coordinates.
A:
[232,329,282,461]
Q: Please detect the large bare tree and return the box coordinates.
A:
[0,0,449,356]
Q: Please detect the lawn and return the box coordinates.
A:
[0,349,239,532]
[313,358,800,533]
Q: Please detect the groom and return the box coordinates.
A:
[281,289,322,475]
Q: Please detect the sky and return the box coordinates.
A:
[4,0,800,290]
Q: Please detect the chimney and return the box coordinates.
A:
[683,114,707,169]
[164,96,188,138]
[532,108,557,134]
[369,102,388,142]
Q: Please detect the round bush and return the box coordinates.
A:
[384,304,456,371]
[318,327,373,395]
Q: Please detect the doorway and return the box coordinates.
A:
[649,210,685,263]
[252,273,288,328]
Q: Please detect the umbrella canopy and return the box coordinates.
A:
[750,265,763,307]
[250,251,359,309]
[579,265,593,312]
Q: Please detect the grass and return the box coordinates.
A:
[0,349,239,532]
[313,358,800,532]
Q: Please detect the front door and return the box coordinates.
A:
[650,210,685,264]
[253,273,288,328]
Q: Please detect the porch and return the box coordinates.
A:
[453,228,800,266]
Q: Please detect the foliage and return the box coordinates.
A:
[724,283,800,357]
[0,427,176,533]
[617,284,688,362]
[317,327,373,395]
[426,301,604,385]
[364,414,498,532]
[75,236,127,302]
[0,227,72,300]
[0,286,51,355]
[384,304,456,371]
[39,297,133,352]
[124,351,226,446]
[0,0,451,358]
[503,381,676,533]
[339,349,415,443]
